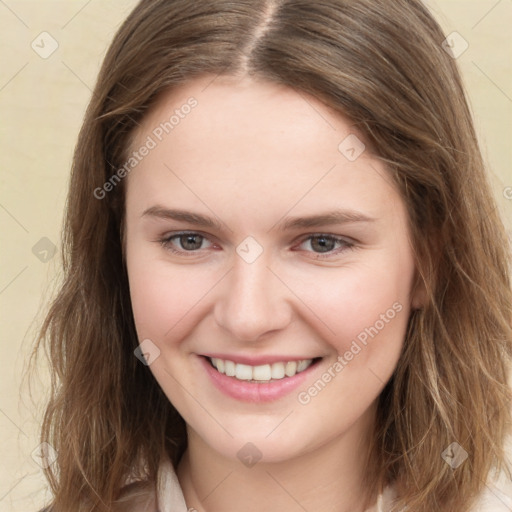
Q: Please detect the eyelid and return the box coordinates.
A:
[159,230,217,256]
[292,233,356,258]
[160,229,216,243]
[292,232,355,245]
[157,231,356,258]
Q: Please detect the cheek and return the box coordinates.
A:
[126,246,218,342]
[290,263,411,416]
[284,253,413,363]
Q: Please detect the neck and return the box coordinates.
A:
[176,404,379,512]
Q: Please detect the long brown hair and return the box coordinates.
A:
[33,1,512,510]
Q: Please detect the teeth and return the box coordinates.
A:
[296,360,309,372]
[271,362,285,379]
[253,364,271,381]
[285,361,297,377]
[225,359,235,377]
[210,357,314,382]
[235,363,253,380]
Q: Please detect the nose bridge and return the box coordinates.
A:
[214,253,290,342]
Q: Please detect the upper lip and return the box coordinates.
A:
[201,353,321,366]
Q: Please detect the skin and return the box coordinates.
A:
[124,74,422,512]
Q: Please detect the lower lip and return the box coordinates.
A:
[199,356,320,403]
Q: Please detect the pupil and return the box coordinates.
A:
[312,236,334,253]
[181,234,202,250]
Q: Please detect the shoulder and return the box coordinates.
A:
[112,480,158,512]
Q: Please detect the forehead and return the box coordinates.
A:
[126,75,401,222]
[130,74,365,165]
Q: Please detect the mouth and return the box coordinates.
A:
[205,356,322,383]
[199,354,323,402]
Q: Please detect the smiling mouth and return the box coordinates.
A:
[206,356,322,383]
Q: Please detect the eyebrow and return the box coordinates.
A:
[142,206,224,231]
[142,206,375,232]
[277,210,375,230]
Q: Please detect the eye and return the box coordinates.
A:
[159,232,214,254]
[295,234,354,258]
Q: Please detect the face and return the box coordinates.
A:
[125,74,420,464]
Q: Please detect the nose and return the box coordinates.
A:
[213,254,293,343]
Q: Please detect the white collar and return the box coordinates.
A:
[156,458,188,511]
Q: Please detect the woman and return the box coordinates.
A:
[35,1,512,511]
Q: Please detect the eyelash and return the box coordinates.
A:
[159,232,216,256]
[296,234,355,258]
[158,231,355,259]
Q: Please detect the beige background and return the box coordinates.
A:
[0,1,511,510]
